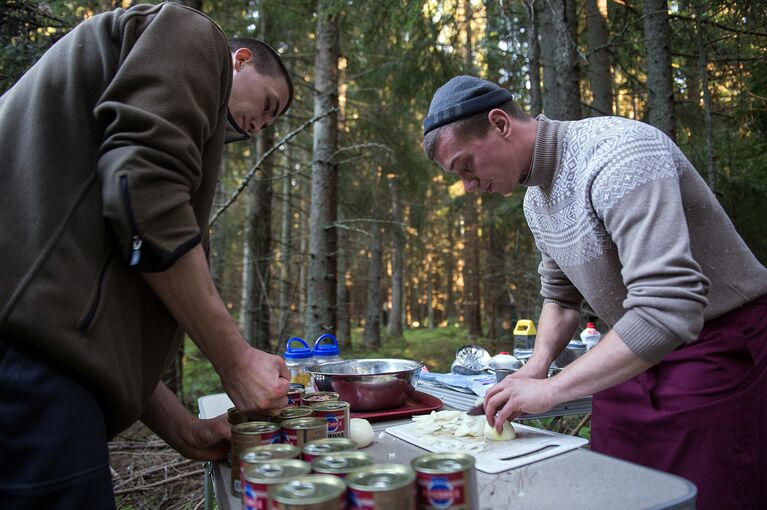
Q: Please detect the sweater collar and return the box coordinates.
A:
[224,109,250,144]
[521,114,568,190]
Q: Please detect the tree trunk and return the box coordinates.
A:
[363,224,383,349]
[445,219,457,326]
[586,0,613,116]
[540,0,581,119]
[524,0,543,116]
[278,144,293,342]
[463,196,483,337]
[388,175,405,338]
[169,0,203,11]
[305,1,340,341]
[642,0,676,141]
[694,1,716,192]
[336,211,351,350]
[427,257,435,329]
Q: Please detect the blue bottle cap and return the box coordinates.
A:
[284,337,312,360]
[313,334,340,356]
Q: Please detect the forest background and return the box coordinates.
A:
[2,0,767,506]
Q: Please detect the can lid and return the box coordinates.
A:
[411,453,475,473]
[346,464,415,491]
[313,334,340,356]
[244,459,311,482]
[232,421,280,435]
[269,475,346,504]
[284,337,312,360]
[312,452,374,473]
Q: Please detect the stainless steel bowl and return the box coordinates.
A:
[307,359,424,411]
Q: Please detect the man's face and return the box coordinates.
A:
[229,49,290,135]
[433,125,517,195]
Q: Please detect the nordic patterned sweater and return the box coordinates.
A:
[523,115,767,364]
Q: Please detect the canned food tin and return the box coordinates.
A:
[281,417,328,448]
[227,407,272,425]
[310,451,374,478]
[231,422,283,495]
[300,391,339,407]
[287,387,305,407]
[301,437,358,462]
[272,407,314,425]
[243,459,312,510]
[411,453,478,510]
[346,464,417,510]
[269,474,347,509]
[239,445,302,501]
[310,401,350,439]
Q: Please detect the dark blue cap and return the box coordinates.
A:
[424,75,514,136]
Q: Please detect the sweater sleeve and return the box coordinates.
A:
[591,127,710,363]
[538,244,584,312]
[95,5,231,271]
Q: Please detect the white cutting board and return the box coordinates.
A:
[385,421,588,474]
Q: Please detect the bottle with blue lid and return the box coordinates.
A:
[284,337,313,389]
[312,334,342,365]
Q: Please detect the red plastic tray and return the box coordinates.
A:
[350,391,443,422]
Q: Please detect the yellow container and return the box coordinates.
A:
[513,319,537,353]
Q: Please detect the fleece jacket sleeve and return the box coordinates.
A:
[95,4,231,271]
[591,126,710,364]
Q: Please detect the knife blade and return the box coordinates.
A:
[466,404,485,416]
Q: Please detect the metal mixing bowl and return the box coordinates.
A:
[307,359,424,411]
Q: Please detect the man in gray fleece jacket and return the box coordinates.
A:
[0,4,293,508]
[424,76,767,509]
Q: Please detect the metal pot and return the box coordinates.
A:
[307,359,424,411]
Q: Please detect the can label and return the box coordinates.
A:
[310,402,350,439]
[287,389,303,407]
[243,481,270,510]
[283,426,327,447]
[417,472,467,509]
[349,486,416,510]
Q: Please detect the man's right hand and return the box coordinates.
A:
[219,346,291,415]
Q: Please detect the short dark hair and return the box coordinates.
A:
[229,37,294,115]
[423,99,529,160]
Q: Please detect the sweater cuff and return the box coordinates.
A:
[543,297,582,313]
[613,310,683,365]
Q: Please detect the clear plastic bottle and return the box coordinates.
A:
[579,322,602,351]
[283,337,313,389]
[312,334,342,365]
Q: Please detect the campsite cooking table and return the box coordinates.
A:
[198,393,696,510]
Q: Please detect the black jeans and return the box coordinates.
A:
[0,340,115,509]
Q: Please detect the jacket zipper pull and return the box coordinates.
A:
[130,236,143,267]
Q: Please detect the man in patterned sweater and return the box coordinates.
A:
[423,76,767,509]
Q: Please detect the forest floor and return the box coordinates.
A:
[110,326,590,509]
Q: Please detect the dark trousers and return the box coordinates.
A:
[591,295,767,510]
[0,340,116,509]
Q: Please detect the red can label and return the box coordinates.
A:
[242,481,270,510]
[313,409,347,438]
[417,472,467,509]
[287,390,302,407]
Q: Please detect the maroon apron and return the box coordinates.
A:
[591,295,767,510]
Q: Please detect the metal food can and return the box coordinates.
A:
[411,453,478,510]
[300,391,339,407]
[310,401,350,439]
[272,407,314,425]
[239,445,302,501]
[269,474,347,509]
[301,437,358,462]
[228,407,272,425]
[242,459,312,510]
[287,387,305,407]
[310,451,374,478]
[281,417,328,448]
[231,422,283,495]
[346,464,417,510]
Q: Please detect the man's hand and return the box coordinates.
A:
[141,383,231,461]
[218,346,291,415]
[484,376,556,433]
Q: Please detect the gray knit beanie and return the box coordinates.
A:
[423,76,514,136]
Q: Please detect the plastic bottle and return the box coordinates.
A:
[579,322,602,351]
[312,334,342,365]
[490,352,521,370]
[283,337,314,389]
